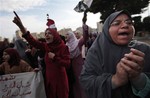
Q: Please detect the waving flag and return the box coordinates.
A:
[74,0,93,12]
[83,0,93,8]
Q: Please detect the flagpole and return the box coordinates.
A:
[82,9,88,24]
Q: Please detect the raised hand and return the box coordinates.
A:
[12,11,27,34]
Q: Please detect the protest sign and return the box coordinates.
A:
[0,71,46,98]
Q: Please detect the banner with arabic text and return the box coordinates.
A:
[0,71,46,98]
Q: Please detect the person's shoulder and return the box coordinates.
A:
[0,62,8,70]
[135,41,150,53]
[0,62,8,66]
[20,59,30,66]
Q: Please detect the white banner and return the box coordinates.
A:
[0,71,47,98]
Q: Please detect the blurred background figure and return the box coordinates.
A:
[0,48,33,75]
[0,38,10,64]
[13,30,31,65]
[25,38,46,78]
[86,32,97,51]
[65,24,89,98]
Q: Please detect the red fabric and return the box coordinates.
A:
[4,48,21,67]
[23,29,70,98]
[46,19,55,27]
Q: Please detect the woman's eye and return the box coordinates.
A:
[110,21,120,26]
[125,20,133,25]
[110,19,133,26]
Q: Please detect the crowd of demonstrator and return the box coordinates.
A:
[0,14,97,98]
[1,9,150,98]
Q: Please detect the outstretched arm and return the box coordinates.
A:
[12,11,27,34]
[12,11,45,51]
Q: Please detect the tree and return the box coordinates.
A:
[89,0,150,22]
[143,16,150,32]
[132,16,144,35]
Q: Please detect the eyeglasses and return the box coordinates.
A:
[110,19,133,26]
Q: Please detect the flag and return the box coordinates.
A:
[74,0,93,12]
[74,1,88,12]
[83,0,93,8]
[74,0,94,24]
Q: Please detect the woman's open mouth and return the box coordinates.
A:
[118,32,129,36]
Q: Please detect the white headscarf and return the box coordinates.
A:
[66,31,81,58]
[66,31,79,52]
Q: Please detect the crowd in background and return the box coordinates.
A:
[0,20,98,98]
[1,9,150,98]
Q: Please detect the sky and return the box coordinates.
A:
[0,0,150,41]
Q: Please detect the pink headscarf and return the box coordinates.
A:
[66,31,79,52]
[66,31,81,58]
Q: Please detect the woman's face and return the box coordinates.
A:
[65,33,70,42]
[74,32,81,39]
[109,14,135,45]
[2,52,10,62]
[45,30,54,43]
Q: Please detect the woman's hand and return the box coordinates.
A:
[112,48,145,89]
[122,48,145,80]
[48,52,55,59]
[33,68,40,72]
[25,49,32,52]
[112,61,129,89]
[12,11,27,34]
